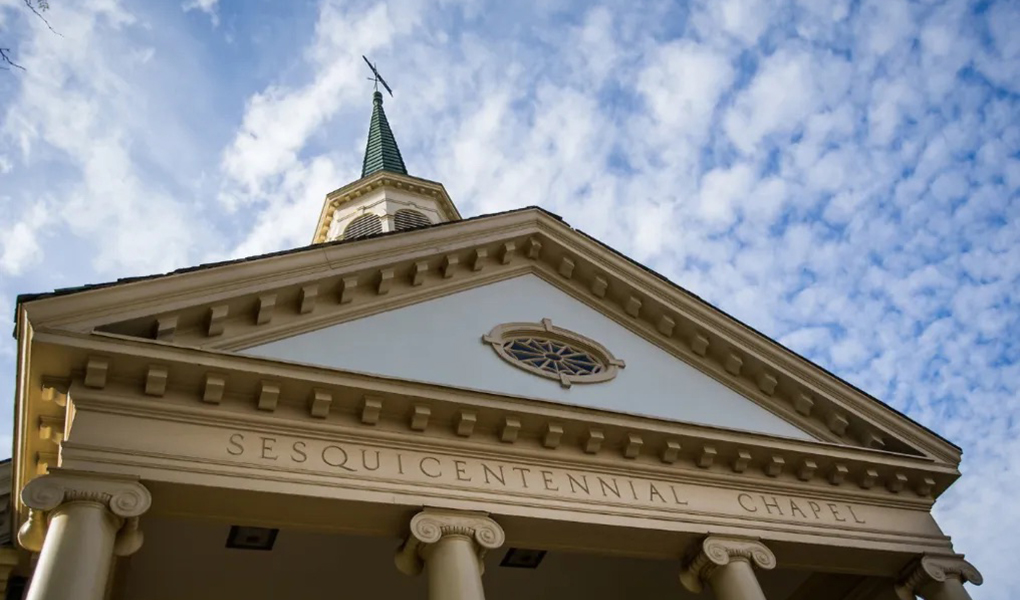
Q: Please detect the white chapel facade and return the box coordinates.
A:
[2,91,983,600]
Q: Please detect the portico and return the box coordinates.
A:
[5,90,982,600]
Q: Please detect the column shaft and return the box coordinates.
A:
[920,578,974,600]
[425,535,487,600]
[708,558,768,600]
[26,502,119,600]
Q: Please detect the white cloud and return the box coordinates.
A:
[725,48,851,154]
[0,201,49,275]
[638,40,735,144]
[182,0,219,26]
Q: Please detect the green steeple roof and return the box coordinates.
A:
[361,91,408,177]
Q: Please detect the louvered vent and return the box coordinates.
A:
[394,209,432,231]
[343,214,383,240]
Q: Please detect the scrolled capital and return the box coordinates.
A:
[395,508,505,576]
[895,554,983,600]
[17,469,152,554]
[680,535,777,593]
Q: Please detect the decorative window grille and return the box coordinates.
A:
[343,214,383,240]
[482,319,625,388]
[394,209,432,231]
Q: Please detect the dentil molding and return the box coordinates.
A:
[679,535,777,593]
[17,468,152,556]
[395,508,505,576]
[895,554,983,600]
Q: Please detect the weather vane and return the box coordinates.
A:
[362,55,393,97]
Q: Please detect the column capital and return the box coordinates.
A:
[679,535,777,593]
[395,508,505,576]
[895,554,983,600]
[17,469,151,556]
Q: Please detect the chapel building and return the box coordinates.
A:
[3,90,983,600]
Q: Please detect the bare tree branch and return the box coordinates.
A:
[23,0,61,37]
[0,48,27,71]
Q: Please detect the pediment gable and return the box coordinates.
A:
[243,274,817,441]
[17,208,960,465]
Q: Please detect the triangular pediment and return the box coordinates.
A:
[243,274,816,441]
[17,207,960,464]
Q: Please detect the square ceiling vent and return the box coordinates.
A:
[225,525,279,551]
[500,548,547,569]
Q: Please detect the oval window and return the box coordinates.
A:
[482,319,625,388]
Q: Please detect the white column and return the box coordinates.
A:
[17,469,151,600]
[679,535,776,600]
[395,508,505,600]
[895,555,983,600]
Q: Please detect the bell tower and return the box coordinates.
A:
[311,91,461,244]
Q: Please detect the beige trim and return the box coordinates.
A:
[14,209,963,509]
[24,327,958,510]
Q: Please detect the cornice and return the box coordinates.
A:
[16,208,960,472]
[25,328,959,512]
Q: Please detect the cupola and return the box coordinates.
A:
[311,91,461,244]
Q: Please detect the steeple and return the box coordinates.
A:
[361,91,408,177]
[310,89,461,244]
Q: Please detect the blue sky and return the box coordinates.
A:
[1,0,1018,596]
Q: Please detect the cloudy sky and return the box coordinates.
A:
[1,0,1018,596]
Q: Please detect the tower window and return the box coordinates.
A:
[343,214,383,240]
[394,209,432,231]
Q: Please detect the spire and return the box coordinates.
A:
[361,91,408,178]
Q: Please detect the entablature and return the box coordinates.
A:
[17,210,961,467]
[23,329,959,517]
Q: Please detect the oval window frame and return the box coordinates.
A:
[482,318,625,388]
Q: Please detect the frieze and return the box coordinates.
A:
[224,431,869,527]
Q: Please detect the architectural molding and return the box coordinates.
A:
[17,469,151,556]
[394,509,505,576]
[895,554,983,600]
[14,209,961,468]
[679,535,777,593]
[35,330,961,512]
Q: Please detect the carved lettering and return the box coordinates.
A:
[761,495,783,516]
[362,449,381,471]
[292,441,308,463]
[541,470,559,492]
[322,445,356,472]
[420,457,442,478]
[261,437,278,461]
[670,485,689,505]
[222,431,871,528]
[512,466,532,488]
[482,463,505,486]
[454,460,472,482]
[227,433,245,456]
[598,477,620,499]
[567,473,589,495]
